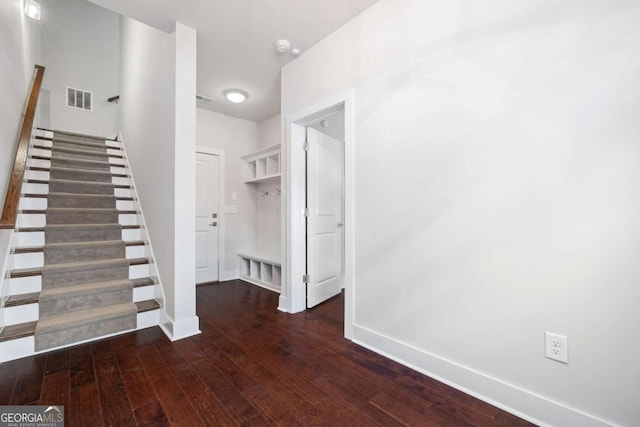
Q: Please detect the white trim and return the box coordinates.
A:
[353,324,617,427]
[117,131,167,315]
[160,314,201,341]
[196,146,226,284]
[282,89,355,340]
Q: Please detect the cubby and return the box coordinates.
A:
[239,144,282,293]
[238,252,281,292]
[241,144,281,183]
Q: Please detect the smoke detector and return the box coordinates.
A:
[275,39,290,53]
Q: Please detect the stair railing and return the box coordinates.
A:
[0,65,45,229]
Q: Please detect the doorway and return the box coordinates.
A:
[195,148,225,284]
[283,89,355,339]
[305,120,345,308]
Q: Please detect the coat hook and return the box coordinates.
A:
[276,188,281,195]
[262,191,269,196]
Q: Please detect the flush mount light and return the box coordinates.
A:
[224,89,248,104]
[24,0,41,20]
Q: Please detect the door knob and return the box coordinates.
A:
[210,222,217,227]
[337,222,344,228]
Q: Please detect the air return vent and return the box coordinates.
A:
[196,94,215,104]
[67,87,92,111]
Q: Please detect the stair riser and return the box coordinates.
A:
[50,157,111,171]
[4,303,38,325]
[43,265,129,288]
[22,182,48,194]
[46,211,119,225]
[11,245,144,269]
[15,228,141,247]
[48,195,117,209]
[52,141,107,153]
[45,227,122,243]
[45,245,126,264]
[26,166,126,180]
[35,311,137,352]
[50,168,113,183]
[50,149,108,162]
[49,181,114,195]
[3,283,158,327]
[37,131,122,150]
[40,288,133,319]
[50,140,123,155]
[31,149,125,167]
[8,264,150,295]
[13,253,44,269]
[0,309,159,363]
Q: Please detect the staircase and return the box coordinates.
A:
[0,129,161,362]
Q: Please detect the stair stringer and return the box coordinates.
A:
[115,132,168,326]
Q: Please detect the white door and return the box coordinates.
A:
[306,127,344,308]
[195,152,220,284]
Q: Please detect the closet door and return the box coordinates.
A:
[306,127,344,308]
[195,152,220,284]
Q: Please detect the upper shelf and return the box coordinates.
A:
[241,144,281,183]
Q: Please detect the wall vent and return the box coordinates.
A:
[196,94,215,104]
[67,87,92,111]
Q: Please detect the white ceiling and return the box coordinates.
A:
[88,0,379,123]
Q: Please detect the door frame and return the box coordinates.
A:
[195,146,226,283]
[282,89,355,340]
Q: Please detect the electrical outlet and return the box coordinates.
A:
[545,332,568,364]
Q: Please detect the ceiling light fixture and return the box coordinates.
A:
[224,89,248,104]
[24,0,41,20]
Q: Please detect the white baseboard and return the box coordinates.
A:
[352,324,615,427]
[220,269,239,282]
[160,314,200,341]
[277,295,288,313]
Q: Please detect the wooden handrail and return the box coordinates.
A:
[0,65,45,229]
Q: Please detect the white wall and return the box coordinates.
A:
[258,114,281,149]
[196,109,260,279]
[257,114,282,256]
[282,1,640,426]
[0,0,41,329]
[120,17,198,340]
[40,0,119,136]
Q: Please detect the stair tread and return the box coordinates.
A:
[20,209,138,215]
[136,299,160,313]
[46,179,115,187]
[50,154,114,165]
[10,257,149,277]
[12,240,145,253]
[16,224,140,232]
[30,169,128,178]
[0,297,158,342]
[5,292,39,307]
[132,277,155,288]
[52,144,108,155]
[48,192,116,199]
[40,279,133,299]
[49,166,114,176]
[0,321,37,342]
[52,137,122,150]
[36,302,137,333]
[53,129,109,141]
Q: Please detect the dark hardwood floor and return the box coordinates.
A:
[0,280,536,426]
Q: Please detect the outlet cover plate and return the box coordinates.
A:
[545,332,568,364]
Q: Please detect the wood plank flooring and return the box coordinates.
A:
[0,280,536,426]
